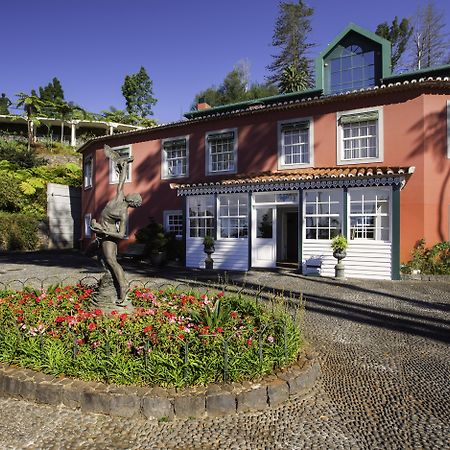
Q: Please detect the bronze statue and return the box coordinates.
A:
[90,145,142,310]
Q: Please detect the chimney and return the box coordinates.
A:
[197,102,211,111]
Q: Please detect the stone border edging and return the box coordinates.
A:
[401,274,450,282]
[0,352,320,420]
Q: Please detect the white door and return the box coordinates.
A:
[252,207,277,268]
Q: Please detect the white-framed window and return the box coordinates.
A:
[83,155,93,189]
[304,190,342,240]
[218,194,248,238]
[109,145,132,184]
[349,188,390,241]
[187,195,214,238]
[84,213,92,238]
[161,137,188,179]
[337,107,383,165]
[206,129,237,174]
[164,210,183,238]
[278,118,313,169]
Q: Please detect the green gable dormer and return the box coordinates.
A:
[316,23,391,95]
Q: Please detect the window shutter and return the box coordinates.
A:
[339,111,378,124]
[281,121,309,132]
[164,138,186,149]
[207,131,234,141]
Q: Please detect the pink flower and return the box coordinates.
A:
[267,336,275,343]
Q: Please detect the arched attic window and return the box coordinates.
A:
[326,43,376,94]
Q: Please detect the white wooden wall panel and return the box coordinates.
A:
[186,239,249,271]
[47,183,81,249]
[303,241,392,280]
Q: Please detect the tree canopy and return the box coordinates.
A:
[267,0,315,91]
[121,67,157,117]
[193,61,277,108]
[408,0,449,69]
[375,17,413,72]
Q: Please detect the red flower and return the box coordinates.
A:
[55,316,65,323]
[76,339,85,346]
[88,322,96,331]
[230,311,238,319]
[94,309,102,316]
[177,334,185,340]
[17,316,24,323]
[217,292,224,298]
[119,313,128,321]
[217,327,224,333]
[143,325,153,333]
[247,338,253,347]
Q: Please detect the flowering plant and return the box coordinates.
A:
[0,285,302,387]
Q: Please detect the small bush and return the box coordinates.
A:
[0,138,47,168]
[402,239,450,275]
[0,213,41,251]
[0,286,303,387]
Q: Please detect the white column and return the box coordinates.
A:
[107,122,118,135]
[70,120,80,147]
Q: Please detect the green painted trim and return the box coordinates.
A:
[315,23,392,90]
[342,187,348,238]
[184,88,322,119]
[213,193,218,239]
[391,186,401,280]
[383,64,450,83]
[298,190,303,273]
[248,191,252,271]
[318,23,391,60]
[182,196,187,266]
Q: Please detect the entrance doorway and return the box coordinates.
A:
[280,209,298,263]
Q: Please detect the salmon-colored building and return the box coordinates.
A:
[79,24,450,280]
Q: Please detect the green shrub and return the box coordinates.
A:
[0,286,303,387]
[402,239,450,275]
[0,212,41,251]
[0,138,47,168]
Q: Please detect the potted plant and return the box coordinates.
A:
[135,218,168,267]
[331,234,348,279]
[203,235,215,269]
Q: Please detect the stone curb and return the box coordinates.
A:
[401,274,450,282]
[0,352,320,420]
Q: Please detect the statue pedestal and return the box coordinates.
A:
[92,270,134,313]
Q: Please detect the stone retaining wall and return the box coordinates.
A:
[0,352,320,420]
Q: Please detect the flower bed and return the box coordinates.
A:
[0,285,303,388]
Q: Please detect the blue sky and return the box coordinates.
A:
[2,0,449,123]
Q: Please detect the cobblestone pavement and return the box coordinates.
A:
[0,251,449,449]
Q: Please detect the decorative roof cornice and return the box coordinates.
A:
[170,166,415,197]
[77,77,450,154]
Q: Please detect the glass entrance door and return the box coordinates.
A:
[252,207,276,268]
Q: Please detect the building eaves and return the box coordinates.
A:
[77,77,450,154]
[170,166,415,191]
[383,64,450,83]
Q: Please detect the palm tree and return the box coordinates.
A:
[15,92,47,150]
[279,65,309,94]
[53,101,87,144]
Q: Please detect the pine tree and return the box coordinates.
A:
[375,17,413,72]
[408,0,449,70]
[267,1,315,90]
[121,67,157,117]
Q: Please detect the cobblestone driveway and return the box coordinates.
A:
[0,252,449,449]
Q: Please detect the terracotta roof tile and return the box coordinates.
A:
[170,166,415,190]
